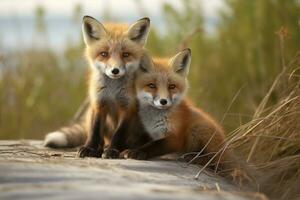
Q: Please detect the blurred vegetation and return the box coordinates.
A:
[0,5,86,139]
[0,0,299,137]
[0,0,300,199]
[146,0,300,131]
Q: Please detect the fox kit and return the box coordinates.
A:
[44,16,151,158]
[124,49,238,174]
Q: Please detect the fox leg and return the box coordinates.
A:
[124,135,181,160]
[103,111,130,159]
[78,108,104,158]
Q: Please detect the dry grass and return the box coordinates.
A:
[189,29,300,199]
[227,49,300,199]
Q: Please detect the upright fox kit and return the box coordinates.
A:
[125,49,237,174]
[80,16,152,158]
[44,16,151,158]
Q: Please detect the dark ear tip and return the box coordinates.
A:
[83,15,97,23]
[83,15,92,21]
[139,17,150,24]
[183,48,191,55]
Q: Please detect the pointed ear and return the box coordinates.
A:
[169,48,191,76]
[127,17,150,46]
[82,16,107,45]
[139,53,154,72]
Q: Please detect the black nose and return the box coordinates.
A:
[160,99,168,105]
[112,68,119,75]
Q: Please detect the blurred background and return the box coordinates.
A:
[0,0,299,139]
[1,1,300,199]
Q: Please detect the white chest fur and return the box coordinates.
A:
[139,105,171,140]
[94,73,130,107]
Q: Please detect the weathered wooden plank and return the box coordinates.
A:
[0,140,262,200]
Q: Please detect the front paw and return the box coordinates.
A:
[229,168,252,187]
[123,149,148,160]
[77,146,103,158]
[103,148,120,159]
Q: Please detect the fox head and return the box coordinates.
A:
[136,49,191,109]
[82,16,150,79]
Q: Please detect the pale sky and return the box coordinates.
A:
[0,0,225,49]
[0,0,224,19]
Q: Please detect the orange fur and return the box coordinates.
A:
[78,16,151,158]
[134,54,237,173]
[84,23,143,144]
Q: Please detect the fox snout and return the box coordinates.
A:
[160,99,168,105]
[93,58,140,79]
[137,87,183,110]
[153,97,172,109]
[111,68,120,75]
[93,60,125,79]
[105,65,126,79]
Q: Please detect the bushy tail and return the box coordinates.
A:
[44,98,89,148]
[44,122,87,148]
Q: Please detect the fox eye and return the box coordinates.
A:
[122,52,130,58]
[100,51,108,57]
[147,83,156,89]
[169,84,176,89]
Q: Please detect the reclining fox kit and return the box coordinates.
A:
[45,16,244,179]
[124,51,240,175]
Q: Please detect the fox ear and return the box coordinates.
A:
[82,16,107,45]
[127,17,150,46]
[139,53,154,72]
[169,48,191,76]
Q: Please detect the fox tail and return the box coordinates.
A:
[44,98,89,148]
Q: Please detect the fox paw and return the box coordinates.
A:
[122,149,148,160]
[103,148,120,159]
[77,146,102,158]
[230,168,252,187]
